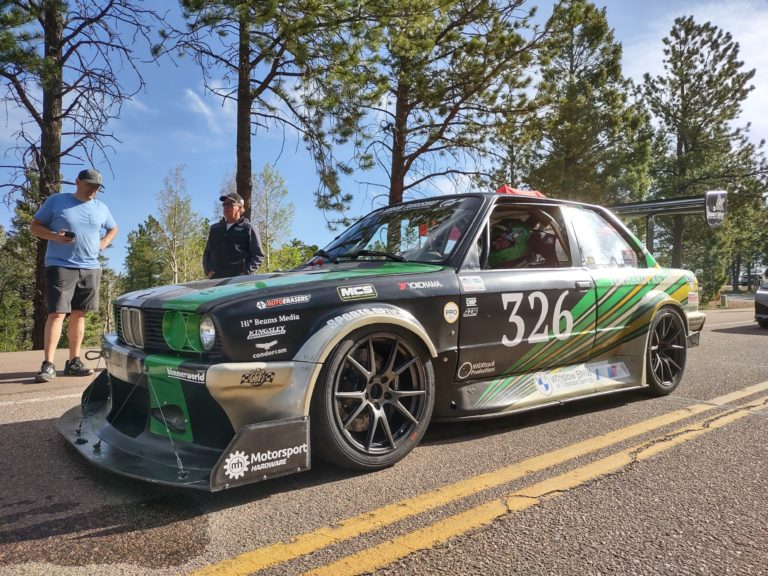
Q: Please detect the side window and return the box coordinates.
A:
[568,207,642,269]
[485,205,571,270]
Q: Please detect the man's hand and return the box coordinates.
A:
[206,271,215,279]
[55,230,76,244]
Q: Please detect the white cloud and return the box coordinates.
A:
[184,88,232,134]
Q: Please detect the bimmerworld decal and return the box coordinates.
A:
[165,367,206,383]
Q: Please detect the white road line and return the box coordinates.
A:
[0,393,81,407]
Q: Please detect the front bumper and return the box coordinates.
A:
[686,310,706,347]
[56,335,315,491]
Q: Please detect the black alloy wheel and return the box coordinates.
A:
[311,327,434,470]
[646,308,687,395]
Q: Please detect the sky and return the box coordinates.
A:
[1,0,767,273]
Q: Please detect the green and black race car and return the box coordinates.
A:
[58,191,705,491]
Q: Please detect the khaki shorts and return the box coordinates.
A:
[45,267,101,313]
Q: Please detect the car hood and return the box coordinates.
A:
[116,261,446,312]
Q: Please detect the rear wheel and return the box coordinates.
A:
[645,308,687,396]
[310,327,434,470]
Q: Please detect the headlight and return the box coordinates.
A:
[199,315,217,351]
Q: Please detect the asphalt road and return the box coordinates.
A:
[1,308,766,576]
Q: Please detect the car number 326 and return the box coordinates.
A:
[501,290,574,346]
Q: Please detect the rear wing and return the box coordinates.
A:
[609,191,727,250]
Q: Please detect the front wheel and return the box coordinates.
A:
[310,327,435,470]
[645,308,687,396]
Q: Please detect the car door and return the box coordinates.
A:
[456,202,598,394]
[565,204,657,391]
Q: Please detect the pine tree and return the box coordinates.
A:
[522,0,651,204]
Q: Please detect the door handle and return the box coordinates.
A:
[575,281,593,291]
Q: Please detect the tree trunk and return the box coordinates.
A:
[236,11,253,218]
[32,2,64,349]
[389,80,409,206]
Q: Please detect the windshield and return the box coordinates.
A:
[316,196,481,265]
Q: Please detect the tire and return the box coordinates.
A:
[757,318,768,329]
[310,326,435,470]
[645,308,687,396]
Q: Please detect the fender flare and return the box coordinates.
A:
[292,304,439,413]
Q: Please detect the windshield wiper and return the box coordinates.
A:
[312,249,338,264]
[337,249,405,262]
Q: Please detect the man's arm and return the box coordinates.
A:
[100,225,118,251]
[247,223,265,272]
[203,229,214,278]
[30,219,74,244]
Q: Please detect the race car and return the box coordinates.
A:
[58,191,706,491]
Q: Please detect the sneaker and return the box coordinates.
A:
[64,357,94,377]
[35,361,56,383]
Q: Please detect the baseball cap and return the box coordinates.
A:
[77,168,104,189]
[219,191,244,206]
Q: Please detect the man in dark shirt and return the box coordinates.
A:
[203,192,265,279]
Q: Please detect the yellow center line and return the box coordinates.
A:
[192,381,768,576]
[307,395,768,576]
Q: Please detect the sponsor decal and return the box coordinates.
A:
[223,450,249,480]
[589,361,630,381]
[240,368,275,387]
[254,339,279,350]
[398,280,443,290]
[256,295,311,310]
[533,364,595,396]
[460,276,486,292]
[165,367,206,383]
[338,284,378,301]
[385,199,440,213]
[326,307,402,327]
[222,444,310,480]
[463,296,479,317]
[458,360,496,380]
[534,372,553,396]
[240,313,300,328]
[252,347,288,359]
[444,301,459,324]
[247,326,286,340]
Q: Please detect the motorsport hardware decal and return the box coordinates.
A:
[338,284,378,301]
[223,443,309,480]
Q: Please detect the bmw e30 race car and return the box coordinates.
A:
[58,191,706,491]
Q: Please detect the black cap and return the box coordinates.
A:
[77,168,104,189]
[219,191,244,206]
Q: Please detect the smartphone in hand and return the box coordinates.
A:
[63,230,76,238]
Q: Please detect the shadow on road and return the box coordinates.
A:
[0,417,357,569]
[423,389,650,447]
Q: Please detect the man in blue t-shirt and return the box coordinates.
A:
[30,169,118,383]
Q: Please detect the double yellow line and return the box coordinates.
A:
[194,382,768,576]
